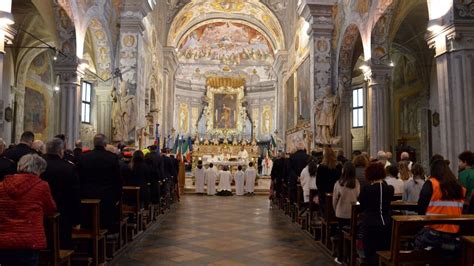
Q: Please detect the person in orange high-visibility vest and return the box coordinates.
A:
[416,159,466,250]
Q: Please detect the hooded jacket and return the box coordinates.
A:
[0,173,56,249]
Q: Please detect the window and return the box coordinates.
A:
[352,88,364,128]
[81,81,92,124]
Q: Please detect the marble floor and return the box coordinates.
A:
[113,195,331,266]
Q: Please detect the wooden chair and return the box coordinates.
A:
[71,199,107,266]
[39,213,74,266]
[377,214,474,266]
[122,186,144,240]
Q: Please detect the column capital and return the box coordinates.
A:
[365,64,391,87]
[163,47,179,73]
[54,64,83,84]
[120,0,152,32]
[303,0,336,36]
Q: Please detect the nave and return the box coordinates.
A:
[113,196,331,266]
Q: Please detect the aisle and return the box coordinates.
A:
[113,195,331,266]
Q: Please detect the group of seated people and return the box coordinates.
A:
[271,146,474,265]
[0,131,181,266]
[194,161,257,196]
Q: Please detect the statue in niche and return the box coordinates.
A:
[314,85,341,145]
[111,81,136,142]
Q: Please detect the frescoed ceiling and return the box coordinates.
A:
[168,0,285,51]
[177,21,274,66]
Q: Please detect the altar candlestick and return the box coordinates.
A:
[298,91,302,115]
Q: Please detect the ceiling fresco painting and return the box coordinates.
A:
[177,21,274,65]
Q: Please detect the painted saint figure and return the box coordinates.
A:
[218,103,232,128]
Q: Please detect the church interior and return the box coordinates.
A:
[0,0,473,265]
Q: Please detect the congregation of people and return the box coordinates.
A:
[0,131,182,266]
[269,145,474,265]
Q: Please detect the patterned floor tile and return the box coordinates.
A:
[113,195,331,265]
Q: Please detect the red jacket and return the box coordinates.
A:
[0,173,56,249]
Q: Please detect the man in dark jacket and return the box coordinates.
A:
[55,134,75,164]
[41,138,81,249]
[3,131,36,163]
[145,145,163,204]
[77,134,122,233]
[161,149,174,200]
[271,151,287,199]
[289,144,309,203]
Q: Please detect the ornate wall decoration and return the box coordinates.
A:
[24,87,47,139]
[337,24,361,81]
[88,18,112,80]
[454,1,474,18]
[314,36,331,93]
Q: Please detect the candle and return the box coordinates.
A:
[298,91,302,115]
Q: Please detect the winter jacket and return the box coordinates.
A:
[0,173,57,249]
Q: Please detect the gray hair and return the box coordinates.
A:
[93,134,107,147]
[46,138,64,155]
[376,150,387,161]
[17,153,47,176]
[32,140,46,154]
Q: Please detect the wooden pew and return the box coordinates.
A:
[39,213,74,266]
[320,193,337,254]
[122,186,144,240]
[71,199,107,266]
[462,236,474,266]
[377,214,474,266]
[343,201,418,266]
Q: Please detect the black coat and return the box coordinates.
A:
[3,143,36,163]
[316,164,342,195]
[126,162,152,205]
[289,150,309,185]
[161,155,174,183]
[41,154,81,249]
[77,146,122,232]
[271,158,287,183]
[145,152,163,181]
[0,156,15,181]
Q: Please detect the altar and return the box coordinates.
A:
[191,143,260,169]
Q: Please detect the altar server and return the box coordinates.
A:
[217,166,232,195]
[234,165,245,196]
[245,162,257,195]
[194,160,205,194]
[205,163,218,195]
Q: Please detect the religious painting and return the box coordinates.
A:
[261,105,272,135]
[24,88,47,134]
[205,79,246,137]
[177,21,274,65]
[213,93,237,129]
[178,103,189,134]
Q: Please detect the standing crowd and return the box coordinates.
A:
[0,132,181,266]
[270,146,474,265]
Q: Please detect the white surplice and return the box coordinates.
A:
[234,170,245,196]
[205,167,218,195]
[218,170,232,191]
[194,167,205,193]
[245,167,257,193]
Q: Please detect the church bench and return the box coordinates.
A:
[122,186,144,240]
[320,193,337,254]
[462,236,474,266]
[39,213,74,266]
[377,214,474,266]
[308,189,321,240]
[342,201,418,266]
[71,199,107,266]
[106,200,128,259]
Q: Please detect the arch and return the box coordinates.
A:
[82,17,114,79]
[167,0,285,51]
[370,2,397,65]
[52,3,77,62]
[337,24,364,82]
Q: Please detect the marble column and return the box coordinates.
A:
[56,65,83,149]
[162,47,179,137]
[366,65,391,157]
[0,20,15,143]
[339,87,352,157]
[426,2,474,170]
[116,0,151,143]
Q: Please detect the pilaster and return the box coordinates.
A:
[273,50,288,136]
[163,47,179,137]
[426,1,474,170]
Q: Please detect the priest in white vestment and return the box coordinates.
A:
[234,165,245,196]
[194,162,205,194]
[245,162,257,195]
[217,166,232,192]
[238,146,249,162]
[205,163,218,195]
[261,155,273,176]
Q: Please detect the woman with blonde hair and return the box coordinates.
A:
[316,147,342,214]
[398,160,412,182]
